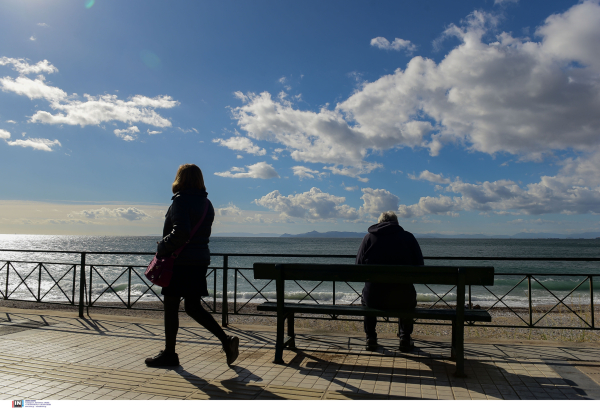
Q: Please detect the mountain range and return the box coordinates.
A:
[212,230,600,239]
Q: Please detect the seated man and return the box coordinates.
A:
[356,211,424,351]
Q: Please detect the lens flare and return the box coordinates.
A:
[85,0,95,9]
[140,50,162,70]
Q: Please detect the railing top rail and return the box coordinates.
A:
[0,248,599,261]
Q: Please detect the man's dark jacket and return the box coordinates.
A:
[157,188,215,265]
[356,221,424,308]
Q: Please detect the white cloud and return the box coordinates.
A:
[292,166,326,180]
[114,126,140,141]
[0,129,10,139]
[29,36,36,42]
[37,23,50,28]
[0,75,67,101]
[232,2,600,174]
[236,155,243,159]
[147,129,162,135]
[213,136,266,156]
[344,185,359,191]
[359,188,400,217]
[370,37,417,54]
[215,161,279,179]
[177,127,198,133]
[69,207,150,221]
[400,149,600,217]
[408,170,451,184]
[215,204,242,217]
[0,57,58,75]
[254,187,359,220]
[31,93,178,128]
[5,120,16,124]
[0,58,179,130]
[5,138,61,151]
[397,195,462,218]
[494,0,518,4]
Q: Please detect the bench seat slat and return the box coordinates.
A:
[253,263,494,286]
[256,302,492,322]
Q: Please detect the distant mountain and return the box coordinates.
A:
[212,230,600,239]
[279,230,365,238]
[212,232,281,237]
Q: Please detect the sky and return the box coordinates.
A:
[1,0,600,236]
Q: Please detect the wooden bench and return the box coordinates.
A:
[253,263,494,377]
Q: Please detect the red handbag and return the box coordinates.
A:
[145,200,209,287]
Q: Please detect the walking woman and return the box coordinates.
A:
[145,164,239,367]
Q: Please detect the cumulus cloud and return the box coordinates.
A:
[370,37,417,54]
[408,170,451,184]
[114,126,140,141]
[215,204,242,217]
[0,57,178,132]
[5,138,61,151]
[30,93,178,128]
[0,75,67,101]
[69,207,150,221]
[147,129,162,135]
[254,187,359,220]
[0,57,58,75]
[399,151,600,217]
[215,161,280,179]
[232,2,600,175]
[213,136,266,155]
[292,166,326,180]
[0,129,9,139]
[359,188,400,217]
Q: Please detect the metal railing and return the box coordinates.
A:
[0,249,598,331]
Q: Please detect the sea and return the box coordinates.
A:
[0,234,599,308]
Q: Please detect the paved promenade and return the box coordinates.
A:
[1,306,600,400]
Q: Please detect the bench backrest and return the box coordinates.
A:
[253,263,494,286]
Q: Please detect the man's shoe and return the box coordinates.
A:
[223,335,239,366]
[365,338,378,351]
[145,350,179,367]
[399,338,414,352]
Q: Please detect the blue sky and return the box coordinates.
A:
[1,0,599,236]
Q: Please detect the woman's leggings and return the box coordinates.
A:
[164,295,227,353]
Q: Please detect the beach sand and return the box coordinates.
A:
[1,299,599,343]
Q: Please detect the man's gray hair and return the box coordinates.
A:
[378,211,398,223]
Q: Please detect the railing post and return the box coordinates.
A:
[71,264,77,305]
[127,266,132,309]
[591,275,595,329]
[4,261,9,300]
[528,275,533,327]
[332,281,337,319]
[79,252,86,318]
[37,263,42,302]
[234,258,238,315]
[468,284,472,309]
[222,255,229,327]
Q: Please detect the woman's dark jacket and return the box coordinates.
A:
[356,221,424,308]
[157,188,215,265]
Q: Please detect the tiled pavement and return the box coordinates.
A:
[1,307,600,400]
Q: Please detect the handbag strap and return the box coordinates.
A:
[172,198,210,257]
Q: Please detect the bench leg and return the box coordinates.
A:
[450,320,456,360]
[287,312,296,349]
[274,313,286,364]
[453,319,466,378]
